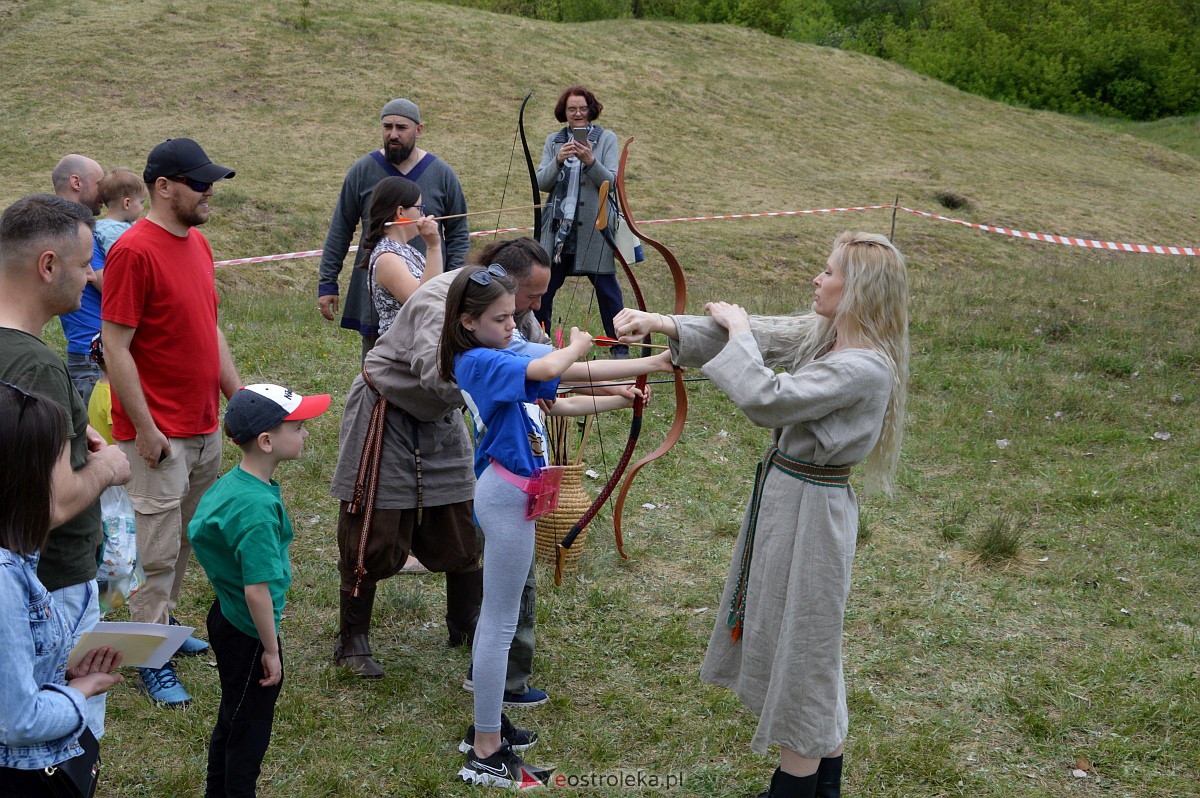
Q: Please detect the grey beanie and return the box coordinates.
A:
[380,98,420,123]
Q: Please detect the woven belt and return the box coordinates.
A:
[727,446,851,641]
[767,447,851,487]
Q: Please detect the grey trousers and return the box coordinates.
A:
[476,524,536,696]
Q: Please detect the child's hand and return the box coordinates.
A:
[619,386,648,408]
[260,650,282,687]
[567,327,594,356]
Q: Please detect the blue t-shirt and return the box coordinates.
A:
[463,326,556,477]
[94,218,133,255]
[57,234,104,355]
[455,347,559,478]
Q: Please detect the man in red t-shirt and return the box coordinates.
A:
[102,138,242,707]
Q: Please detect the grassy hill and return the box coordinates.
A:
[2,1,1197,797]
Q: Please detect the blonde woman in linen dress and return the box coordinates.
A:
[614,232,908,798]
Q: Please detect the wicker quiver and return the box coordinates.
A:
[534,463,591,571]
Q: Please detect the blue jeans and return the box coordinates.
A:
[49,579,105,739]
[65,352,101,408]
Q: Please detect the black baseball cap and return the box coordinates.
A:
[143,138,236,184]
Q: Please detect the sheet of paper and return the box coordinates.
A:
[68,621,195,670]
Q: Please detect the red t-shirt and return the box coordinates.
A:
[102,218,222,441]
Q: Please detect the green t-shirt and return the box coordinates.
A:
[0,328,101,591]
[188,466,293,639]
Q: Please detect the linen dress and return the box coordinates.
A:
[672,315,893,757]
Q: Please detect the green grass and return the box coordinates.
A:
[1089,113,1200,161]
[4,1,1200,796]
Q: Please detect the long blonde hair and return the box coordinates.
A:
[750,232,909,495]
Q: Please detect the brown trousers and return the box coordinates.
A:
[336,500,480,592]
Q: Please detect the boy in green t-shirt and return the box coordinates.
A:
[188,383,330,797]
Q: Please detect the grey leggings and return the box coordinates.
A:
[471,466,536,733]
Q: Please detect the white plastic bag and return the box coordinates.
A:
[97,485,142,614]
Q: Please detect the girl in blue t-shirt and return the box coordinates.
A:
[438,264,671,786]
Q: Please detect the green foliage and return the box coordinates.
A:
[435,0,1200,120]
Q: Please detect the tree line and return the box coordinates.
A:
[445,0,1199,120]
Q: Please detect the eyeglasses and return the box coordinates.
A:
[406,204,427,215]
[1,380,36,422]
[468,263,508,286]
[565,107,589,117]
[168,175,214,193]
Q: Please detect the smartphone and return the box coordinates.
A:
[571,127,588,143]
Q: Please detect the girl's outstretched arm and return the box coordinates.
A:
[548,392,639,417]
[527,327,594,381]
[561,350,674,383]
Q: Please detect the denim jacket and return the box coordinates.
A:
[0,547,89,770]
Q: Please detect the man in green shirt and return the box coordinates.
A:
[0,193,131,738]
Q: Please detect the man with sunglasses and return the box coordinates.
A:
[0,193,133,739]
[102,138,243,708]
[317,98,470,362]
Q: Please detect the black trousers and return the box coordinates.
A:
[205,598,283,798]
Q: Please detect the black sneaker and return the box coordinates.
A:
[458,713,538,753]
[459,743,552,788]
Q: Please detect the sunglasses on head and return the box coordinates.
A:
[1,380,36,422]
[468,263,508,286]
[168,175,214,193]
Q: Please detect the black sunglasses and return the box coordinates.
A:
[168,175,214,193]
[1,380,36,422]
[468,263,508,286]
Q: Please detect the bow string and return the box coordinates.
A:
[554,136,688,584]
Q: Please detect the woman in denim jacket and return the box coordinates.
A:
[0,381,124,795]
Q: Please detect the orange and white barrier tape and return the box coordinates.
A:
[212,204,1197,267]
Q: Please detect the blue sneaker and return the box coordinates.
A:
[169,615,209,657]
[137,660,191,707]
[503,687,549,709]
[463,667,549,708]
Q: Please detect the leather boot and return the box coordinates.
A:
[445,568,483,647]
[756,768,818,798]
[334,586,384,678]
[816,756,842,798]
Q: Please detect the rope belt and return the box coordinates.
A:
[727,446,851,642]
[348,370,421,598]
